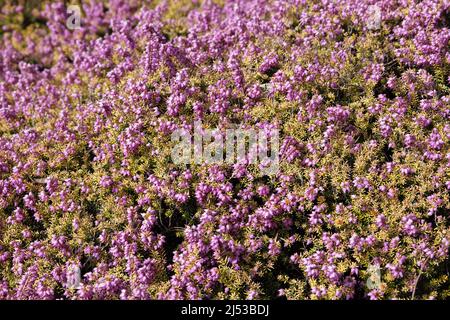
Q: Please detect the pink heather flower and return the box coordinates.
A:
[375,214,387,229]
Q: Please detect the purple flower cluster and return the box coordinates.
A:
[0,0,449,300]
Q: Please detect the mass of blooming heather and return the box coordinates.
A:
[0,0,449,300]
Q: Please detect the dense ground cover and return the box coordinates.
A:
[0,0,449,299]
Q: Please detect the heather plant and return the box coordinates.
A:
[0,0,449,300]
